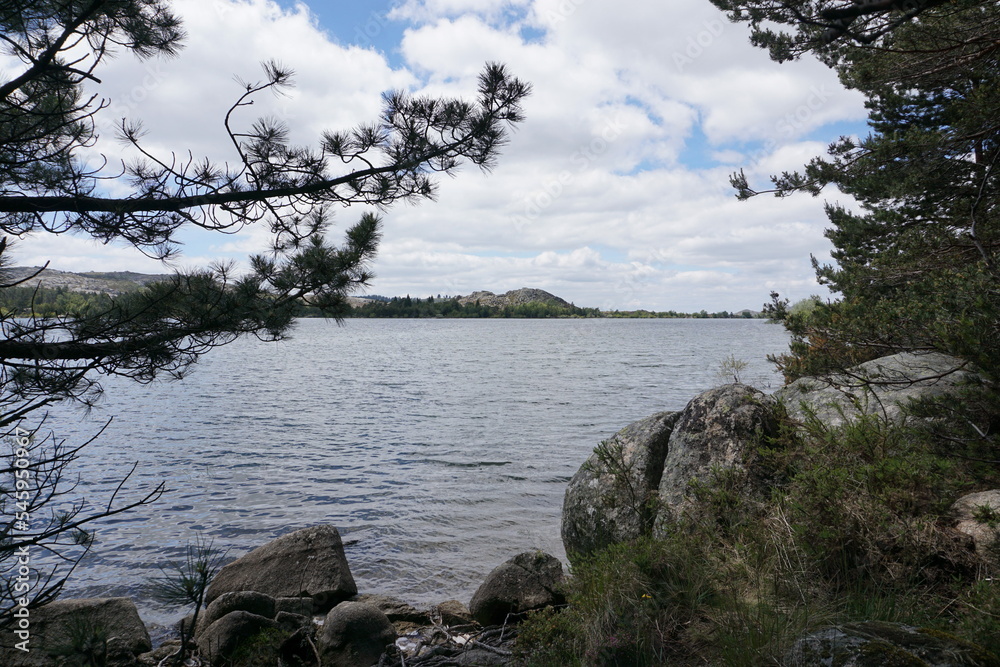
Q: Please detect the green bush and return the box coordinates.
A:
[48,617,109,667]
[517,535,719,666]
[519,404,1000,665]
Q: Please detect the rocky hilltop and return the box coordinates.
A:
[456,288,571,308]
[6,266,169,295]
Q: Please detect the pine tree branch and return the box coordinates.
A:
[0,142,462,215]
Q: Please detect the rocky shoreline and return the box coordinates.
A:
[0,525,566,666]
[4,351,999,665]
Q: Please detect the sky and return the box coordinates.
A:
[14,0,869,312]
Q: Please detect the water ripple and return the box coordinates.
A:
[40,318,788,626]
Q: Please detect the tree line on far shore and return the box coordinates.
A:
[292,294,760,318]
[0,285,112,318]
[1,286,761,320]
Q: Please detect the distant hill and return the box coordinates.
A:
[5,267,169,295]
[340,288,597,319]
[456,288,573,308]
[2,271,762,318]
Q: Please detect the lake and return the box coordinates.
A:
[44,318,790,627]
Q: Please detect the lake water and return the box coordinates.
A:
[43,318,790,627]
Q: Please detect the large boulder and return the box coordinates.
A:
[317,601,397,667]
[776,351,974,428]
[952,489,1000,555]
[205,525,357,611]
[469,551,566,626]
[654,384,778,530]
[561,411,678,562]
[784,621,1000,666]
[196,610,281,666]
[0,597,151,667]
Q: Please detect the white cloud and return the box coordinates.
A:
[13,0,867,311]
[14,233,213,275]
[88,0,414,161]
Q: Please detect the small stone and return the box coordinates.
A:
[317,601,397,667]
[952,489,1000,554]
[469,551,566,626]
[275,611,312,632]
[436,599,474,626]
[275,596,315,617]
[197,610,281,666]
[137,640,182,666]
[354,594,431,625]
[196,590,276,637]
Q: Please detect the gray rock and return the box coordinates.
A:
[654,384,777,531]
[275,611,311,632]
[454,648,510,665]
[317,601,397,667]
[469,551,566,626]
[952,489,1000,554]
[0,597,151,667]
[435,599,474,626]
[205,525,357,612]
[137,640,183,666]
[784,621,1000,666]
[275,596,315,617]
[354,594,431,625]
[775,351,973,428]
[561,411,678,563]
[197,610,281,666]
[196,590,276,637]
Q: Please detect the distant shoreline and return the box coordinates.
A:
[0,270,763,319]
